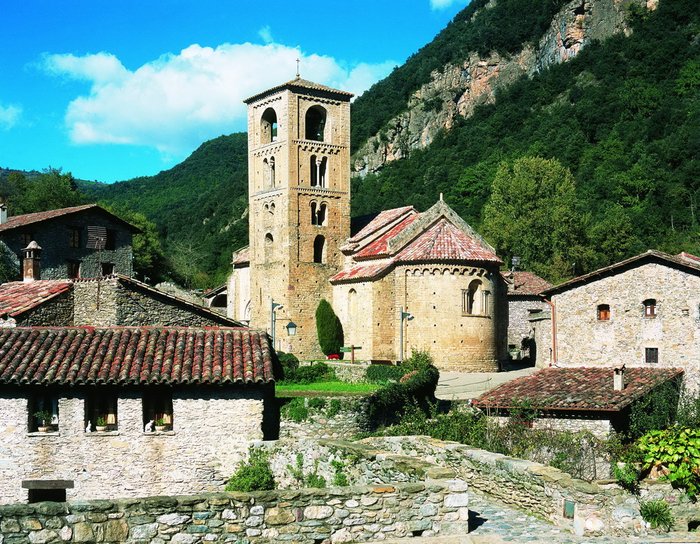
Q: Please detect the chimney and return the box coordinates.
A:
[613,365,626,391]
[0,198,7,224]
[22,241,42,282]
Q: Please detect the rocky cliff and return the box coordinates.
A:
[352,0,654,175]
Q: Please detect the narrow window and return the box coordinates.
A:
[305,106,326,141]
[85,390,118,431]
[105,229,116,250]
[319,157,327,188]
[313,235,326,264]
[597,304,610,321]
[645,347,659,364]
[317,203,327,226]
[67,260,80,279]
[310,156,318,187]
[101,262,115,276]
[643,299,657,318]
[69,227,81,248]
[310,202,318,225]
[482,290,491,316]
[143,389,173,431]
[264,233,274,262]
[463,280,481,315]
[348,288,357,320]
[261,108,278,144]
[263,158,269,187]
[29,393,59,432]
[269,157,276,187]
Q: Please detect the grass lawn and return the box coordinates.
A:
[276,380,380,397]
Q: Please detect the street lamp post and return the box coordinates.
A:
[399,306,414,364]
[270,300,283,351]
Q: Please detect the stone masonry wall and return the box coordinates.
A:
[0,477,469,544]
[14,290,74,326]
[0,387,266,505]
[552,262,700,392]
[507,297,549,351]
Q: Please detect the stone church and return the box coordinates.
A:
[228,77,507,371]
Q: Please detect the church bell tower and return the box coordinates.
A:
[243,77,352,357]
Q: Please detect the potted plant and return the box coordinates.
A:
[95,416,107,432]
[154,417,168,432]
[34,410,53,432]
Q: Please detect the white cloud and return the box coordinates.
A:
[41,43,396,157]
[258,26,274,45]
[0,103,22,130]
[430,0,468,10]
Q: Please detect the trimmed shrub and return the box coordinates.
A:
[277,351,300,380]
[225,447,275,492]
[285,362,336,384]
[315,299,344,357]
[366,364,407,383]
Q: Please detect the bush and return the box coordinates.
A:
[401,350,433,372]
[640,499,675,532]
[308,397,327,410]
[281,398,309,422]
[366,364,407,383]
[287,453,326,488]
[284,362,336,384]
[629,380,681,438]
[315,300,344,357]
[277,352,299,380]
[225,447,275,492]
[326,399,342,418]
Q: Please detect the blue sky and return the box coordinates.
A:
[1,0,469,183]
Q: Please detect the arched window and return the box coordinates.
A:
[643,299,656,318]
[348,288,357,321]
[264,233,274,261]
[318,157,327,187]
[269,156,276,188]
[310,155,318,187]
[269,202,275,215]
[261,108,278,144]
[317,203,327,226]
[310,201,318,225]
[262,158,269,187]
[597,304,610,321]
[313,235,326,264]
[305,106,326,141]
[482,290,491,317]
[463,279,482,315]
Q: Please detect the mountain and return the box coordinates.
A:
[80,133,249,285]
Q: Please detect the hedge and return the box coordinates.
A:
[366,364,407,383]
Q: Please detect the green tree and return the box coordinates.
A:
[315,299,344,357]
[23,168,83,212]
[482,156,588,281]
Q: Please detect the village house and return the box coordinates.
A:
[0,326,275,504]
[502,270,551,362]
[0,203,139,280]
[536,250,700,393]
[228,77,509,371]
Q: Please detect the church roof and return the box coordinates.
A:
[354,213,420,259]
[348,206,416,244]
[244,77,354,104]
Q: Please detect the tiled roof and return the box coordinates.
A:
[474,367,684,412]
[348,206,416,244]
[354,214,419,259]
[232,247,250,266]
[0,280,73,317]
[0,327,274,386]
[395,218,501,263]
[244,77,353,104]
[543,250,700,296]
[504,271,552,296]
[330,262,393,283]
[0,204,139,234]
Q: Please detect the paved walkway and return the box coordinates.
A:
[436,363,537,401]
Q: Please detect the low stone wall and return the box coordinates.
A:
[363,436,700,537]
[0,480,469,544]
[280,398,361,440]
[323,362,370,383]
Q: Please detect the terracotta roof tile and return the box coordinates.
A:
[244,77,353,104]
[348,206,416,244]
[0,204,139,233]
[354,214,420,259]
[330,262,394,283]
[0,327,274,386]
[474,367,684,412]
[504,271,552,296]
[232,247,250,265]
[0,280,73,317]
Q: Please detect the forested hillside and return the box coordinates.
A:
[81,133,249,286]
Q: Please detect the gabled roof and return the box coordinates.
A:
[0,280,73,318]
[0,204,140,234]
[244,77,353,104]
[0,327,274,386]
[474,367,683,413]
[503,271,552,297]
[328,262,394,284]
[232,246,250,266]
[347,206,416,245]
[354,214,420,259]
[543,250,700,296]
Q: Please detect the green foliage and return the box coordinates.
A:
[281,398,309,423]
[629,380,681,439]
[226,447,275,492]
[366,364,407,383]
[331,460,349,487]
[639,499,675,532]
[287,453,326,488]
[676,390,700,428]
[326,399,343,418]
[277,352,300,380]
[281,362,336,385]
[0,168,83,215]
[315,300,344,357]
[637,427,700,498]
[613,463,641,494]
[357,363,439,432]
[401,349,434,373]
[33,410,52,425]
[307,397,327,410]
[0,242,19,283]
[508,398,540,424]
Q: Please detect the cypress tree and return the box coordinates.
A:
[315,299,344,357]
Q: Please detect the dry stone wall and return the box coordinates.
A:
[14,290,74,326]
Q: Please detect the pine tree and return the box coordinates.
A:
[315,299,344,357]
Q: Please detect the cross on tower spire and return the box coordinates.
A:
[296,58,300,79]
